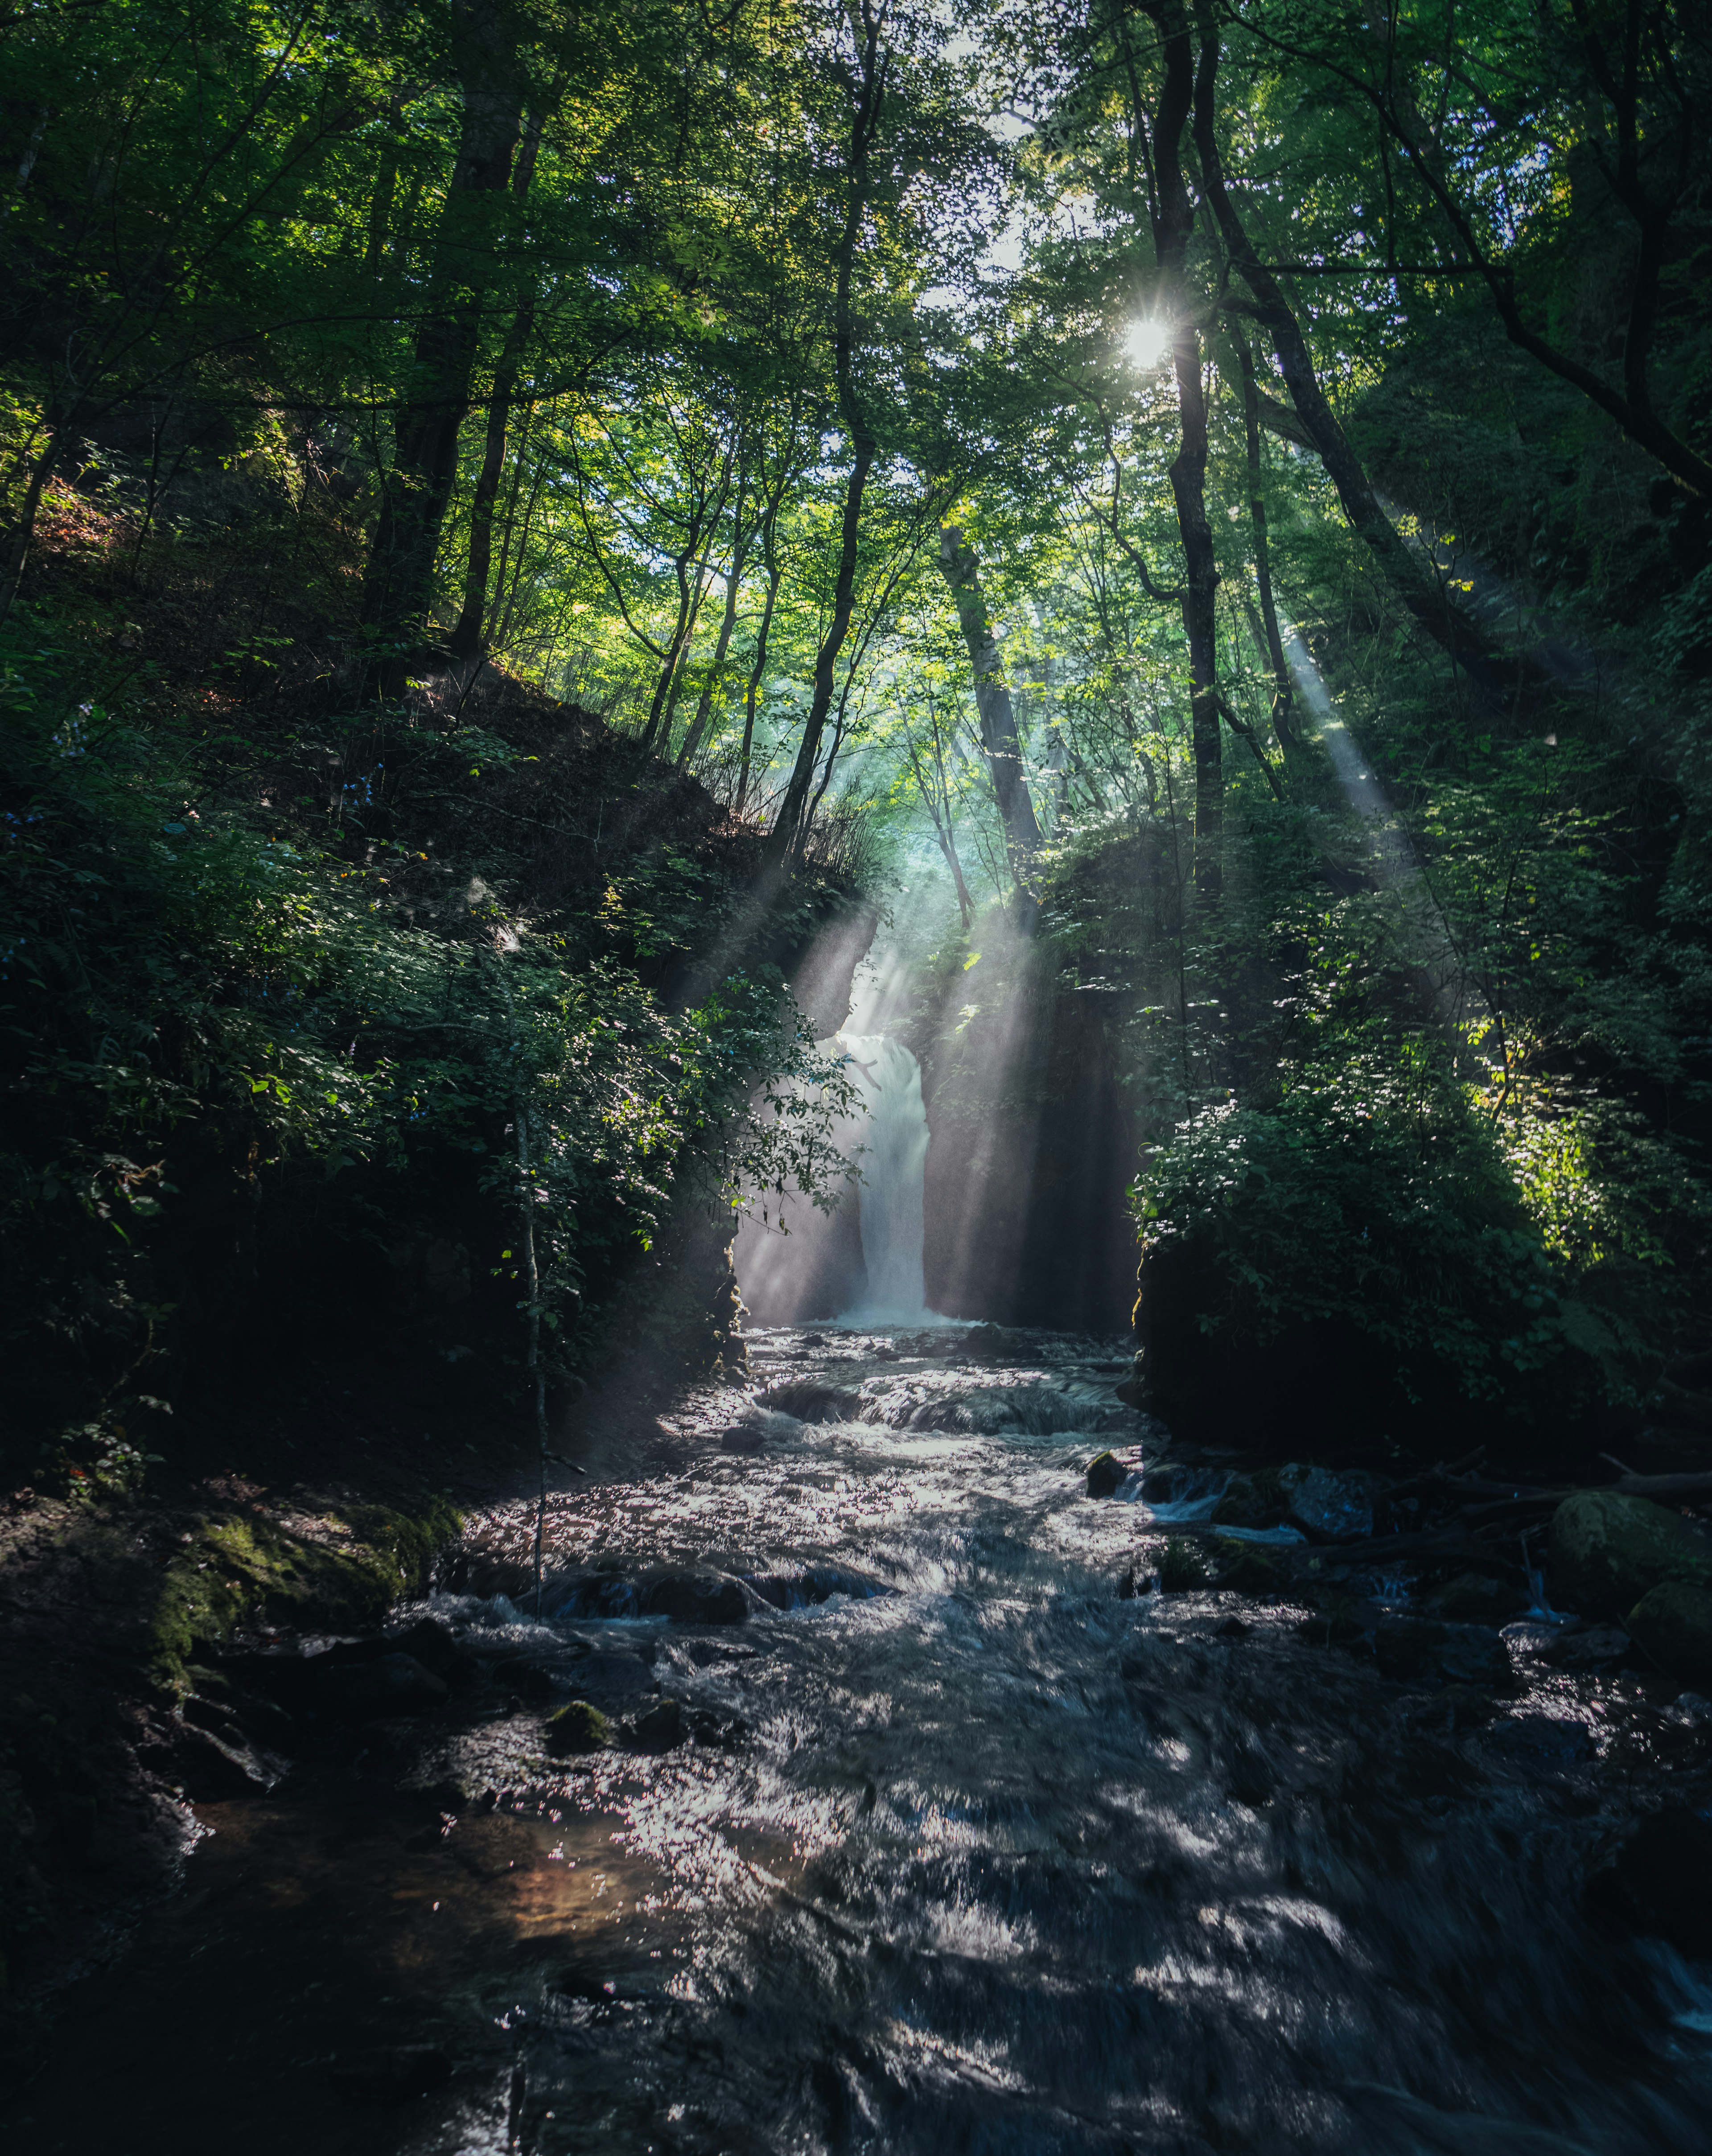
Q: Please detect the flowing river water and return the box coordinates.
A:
[16,1036,1712,2153]
[20,1321,1712,2155]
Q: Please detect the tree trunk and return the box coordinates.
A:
[765,21,886,864]
[358,0,524,699]
[447,103,549,665]
[736,535,782,815]
[1235,341,1295,746]
[1143,3,1222,897]
[677,468,755,771]
[935,524,1041,885]
[448,293,534,662]
[1190,31,1521,698]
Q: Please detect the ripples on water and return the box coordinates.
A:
[413,1328,1712,2156]
[21,1328,1712,2156]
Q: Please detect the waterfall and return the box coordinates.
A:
[734,939,942,1325]
[833,1033,931,1323]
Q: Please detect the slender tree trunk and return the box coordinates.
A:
[359,0,524,699]
[362,94,407,278]
[484,412,532,646]
[1144,3,1222,897]
[766,19,887,863]
[0,427,63,625]
[638,440,734,755]
[903,721,975,926]
[489,447,549,651]
[447,102,548,665]
[677,464,756,771]
[1235,342,1295,745]
[935,524,1041,885]
[676,551,744,770]
[1190,30,1519,696]
[657,561,714,759]
[736,539,782,814]
[448,293,534,662]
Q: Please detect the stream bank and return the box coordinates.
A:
[10,1325,1712,2153]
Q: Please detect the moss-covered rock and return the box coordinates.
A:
[1627,1580,1712,1680]
[1547,1491,1712,1621]
[146,1497,460,1690]
[1156,1537,1207,1592]
[1213,1539,1283,1595]
[1212,1470,1285,1529]
[543,1700,610,1756]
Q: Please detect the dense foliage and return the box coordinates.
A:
[2,0,1709,1458]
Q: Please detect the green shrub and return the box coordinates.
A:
[1134,1047,1663,1432]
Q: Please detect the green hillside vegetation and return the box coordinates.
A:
[2,0,1710,1475]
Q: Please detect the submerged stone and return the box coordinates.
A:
[1156,1537,1209,1592]
[1547,1490,1712,1621]
[1628,1580,1712,1680]
[544,1700,611,1755]
[1213,1539,1283,1595]
[387,1617,475,1686]
[1541,1623,1634,1671]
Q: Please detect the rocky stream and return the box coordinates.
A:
[13,1323,1712,2154]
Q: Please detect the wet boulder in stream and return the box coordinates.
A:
[1547,1490,1712,1621]
[544,1700,611,1755]
[720,1405,805,1452]
[554,1567,762,1624]
[1627,1580,1712,1680]
[638,1568,761,1624]
[1280,1464,1377,1541]
[630,1698,686,1752]
[756,1378,861,1423]
[1085,1449,1135,1498]
[1424,1572,1530,1625]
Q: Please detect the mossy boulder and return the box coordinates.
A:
[1212,1470,1284,1529]
[1213,1539,1283,1595]
[147,1497,461,1689]
[1547,1491,1712,1621]
[543,1700,610,1756]
[1156,1537,1208,1592]
[1627,1581,1712,1681]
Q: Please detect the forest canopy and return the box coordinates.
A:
[2,0,1710,1465]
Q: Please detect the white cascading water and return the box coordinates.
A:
[830,1032,931,1322]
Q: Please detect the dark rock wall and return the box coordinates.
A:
[918,964,1138,1335]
